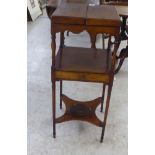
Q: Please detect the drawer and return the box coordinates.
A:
[55,71,110,83]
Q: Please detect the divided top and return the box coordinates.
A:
[52,3,121,26]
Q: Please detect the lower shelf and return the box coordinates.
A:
[55,94,104,127]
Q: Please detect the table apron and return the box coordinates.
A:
[51,24,120,36]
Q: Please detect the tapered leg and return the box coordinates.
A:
[107,36,112,52]
[59,31,64,110]
[100,84,106,112]
[60,80,62,109]
[100,84,113,143]
[52,79,56,138]
[51,30,56,138]
[60,32,64,48]
[90,33,97,49]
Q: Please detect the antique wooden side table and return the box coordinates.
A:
[50,2,121,142]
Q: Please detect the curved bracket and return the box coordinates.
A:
[56,94,104,127]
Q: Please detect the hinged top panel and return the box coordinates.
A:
[51,2,87,25]
[86,5,121,27]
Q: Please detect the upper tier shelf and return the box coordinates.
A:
[55,46,112,74]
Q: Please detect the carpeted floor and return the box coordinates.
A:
[27,9,128,155]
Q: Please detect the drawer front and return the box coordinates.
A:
[55,71,110,83]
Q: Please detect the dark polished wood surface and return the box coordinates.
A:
[52,3,87,24]
[55,47,111,74]
[86,5,120,26]
[46,0,99,17]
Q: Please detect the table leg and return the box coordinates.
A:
[60,31,64,48]
[100,84,113,143]
[59,31,64,109]
[52,78,56,138]
[107,36,112,52]
[102,34,105,50]
[51,31,56,138]
[100,84,106,112]
[89,33,97,49]
[60,80,62,109]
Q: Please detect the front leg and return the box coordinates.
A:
[89,33,97,49]
[51,29,56,138]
